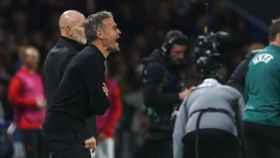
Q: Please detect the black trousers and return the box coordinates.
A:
[135,138,172,158]
[21,129,48,158]
[244,122,280,158]
[183,129,239,158]
[44,131,91,158]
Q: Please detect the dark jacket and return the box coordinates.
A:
[142,49,182,138]
[44,45,110,133]
[227,52,256,93]
[43,37,84,107]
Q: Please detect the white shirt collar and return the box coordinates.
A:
[193,78,221,90]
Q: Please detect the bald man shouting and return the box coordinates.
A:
[43,10,96,158]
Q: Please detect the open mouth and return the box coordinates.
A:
[116,37,120,44]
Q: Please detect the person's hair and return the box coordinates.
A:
[22,46,39,59]
[160,30,189,56]
[85,11,113,43]
[269,17,280,41]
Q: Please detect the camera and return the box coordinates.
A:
[192,31,230,69]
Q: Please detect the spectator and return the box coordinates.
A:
[8,46,46,158]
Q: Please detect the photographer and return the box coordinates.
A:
[173,32,244,158]
[141,30,190,158]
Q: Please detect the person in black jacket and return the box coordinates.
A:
[43,10,89,157]
[227,42,265,93]
[43,11,121,158]
[140,30,190,158]
[43,10,86,110]
[227,52,256,93]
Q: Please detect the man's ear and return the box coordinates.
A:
[65,26,72,36]
[61,26,72,37]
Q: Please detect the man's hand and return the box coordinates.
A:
[84,137,96,150]
[36,98,46,109]
[97,133,107,142]
[102,82,109,96]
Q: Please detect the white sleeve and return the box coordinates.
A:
[238,96,245,112]
[173,98,188,158]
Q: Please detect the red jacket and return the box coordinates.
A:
[96,79,123,138]
[8,67,46,130]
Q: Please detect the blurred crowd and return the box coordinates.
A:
[0,0,268,158]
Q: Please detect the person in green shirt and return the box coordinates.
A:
[244,18,280,158]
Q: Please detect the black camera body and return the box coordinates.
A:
[191,31,231,80]
[192,31,230,69]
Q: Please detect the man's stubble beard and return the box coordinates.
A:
[74,34,87,45]
[108,42,120,53]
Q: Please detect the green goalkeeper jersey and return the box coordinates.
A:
[244,44,280,126]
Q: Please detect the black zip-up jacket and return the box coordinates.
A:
[143,50,182,110]
[227,52,256,93]
[44,45,110,132]
[43,37,84,107]
[142,49,182,138]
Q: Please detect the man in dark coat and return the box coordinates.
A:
[43,10,86,109]
[43,11,121,158]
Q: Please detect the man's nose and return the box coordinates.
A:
[117,29,121,35]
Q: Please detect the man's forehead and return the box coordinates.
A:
[76,16,86,23]
[60,11,85,28]
[26,48,39,56]
[173,44,188,49]
[103,17,116,26]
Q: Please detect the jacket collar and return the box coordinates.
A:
[194,78,221,90]
[60,36,84,51]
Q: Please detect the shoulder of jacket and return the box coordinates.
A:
[251,48,266,54]
[49,45,70,55]
[221,85,242,96]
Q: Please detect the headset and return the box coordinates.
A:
[160,30,189,56]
